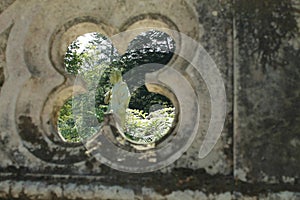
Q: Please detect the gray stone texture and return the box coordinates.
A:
[234,0,300,183]
[0,0,299,199]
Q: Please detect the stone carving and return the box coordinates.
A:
[0,26,11,94]
[105,69,131,129]
[0,0,298,199]
[0,0,232,197]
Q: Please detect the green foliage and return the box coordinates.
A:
[64,40,83,75]
[58,31,176,143]
[58,40,84,142]
[111,30,175,113]
[57,99,80,142]
[125,107,175,144]
[128,85,171,113]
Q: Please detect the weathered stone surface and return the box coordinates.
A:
[0,0,232,197]
[0,0,299,199]
[234,0,300,183]
[0,24,11,94]
[0,0,15,14]
[1,180,300,200]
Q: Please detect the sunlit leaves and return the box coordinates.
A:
[59,31,176,143]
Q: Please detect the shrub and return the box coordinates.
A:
[125,107,175,144]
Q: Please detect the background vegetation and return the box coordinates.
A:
[58,31,176,143]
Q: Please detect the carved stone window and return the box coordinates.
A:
[0,0,227,179]
[57,31,178,145]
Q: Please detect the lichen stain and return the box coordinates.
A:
[0,0,16,14]
[235,0,299,71]
[0,24,14,93]
[18,115,87,164]
[0,67,4,89]
[18,116,45,145]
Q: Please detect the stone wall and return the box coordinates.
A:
[0,0,299,199]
